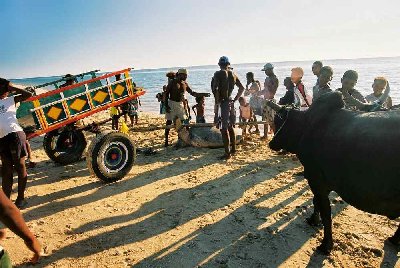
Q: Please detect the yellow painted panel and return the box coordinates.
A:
[93,91,108,103]
[70,98,87,111]
[47,106,63,120]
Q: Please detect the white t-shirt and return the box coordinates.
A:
[0,96,23,138]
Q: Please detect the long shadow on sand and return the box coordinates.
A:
[35,154,299,265]
[133,182,349,267]
[23,148,219,222]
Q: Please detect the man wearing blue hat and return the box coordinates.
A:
[212,56,245,160]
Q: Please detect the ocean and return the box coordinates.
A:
[11,56,400,122]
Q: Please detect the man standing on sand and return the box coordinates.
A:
[0,78,33,209]
[164,69,210,147]
[260,63,279,139]
[212,56,245,159]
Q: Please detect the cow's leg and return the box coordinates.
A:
[315,193,333,254]
[388,224,400,245]
[306,196,321,226]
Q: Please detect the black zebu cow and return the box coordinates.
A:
[266,92,400,254]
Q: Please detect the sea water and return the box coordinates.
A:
[11,56,400,122]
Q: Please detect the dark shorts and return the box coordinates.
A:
[196,116,206,124]
[0,131,27,162]
[220,99,236,129]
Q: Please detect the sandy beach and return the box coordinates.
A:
[1,112,398,267]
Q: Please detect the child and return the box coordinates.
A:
[239,97,254,136]
[279,77,295,106]
[110,106,120,130]
[312,66,333,101]
[365,77,392,109]
[156,86,166,114]
[128,97,141,126]
[245,72,260,134]
[291,67,312,110]
[336,70,366,109]
[192,96,206,123]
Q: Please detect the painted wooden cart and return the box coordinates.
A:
[17,68,145,182]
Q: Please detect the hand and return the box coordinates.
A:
[25,236,41,264]
[0,229,6,240]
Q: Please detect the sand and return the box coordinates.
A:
[1,112,399,267]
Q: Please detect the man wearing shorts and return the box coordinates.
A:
[212,56,245,159]
[260,63,279,139]
[164,69,210,147]
[0,78,33,208]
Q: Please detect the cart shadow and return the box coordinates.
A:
[34,155,300,265]
[23,147,231,221]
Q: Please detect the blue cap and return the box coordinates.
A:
[218,56,230,66]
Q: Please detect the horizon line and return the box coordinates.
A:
[11,55,400,80]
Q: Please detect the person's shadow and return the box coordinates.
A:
[35,154,299,266]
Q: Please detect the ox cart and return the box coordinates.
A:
[17,68,145,182]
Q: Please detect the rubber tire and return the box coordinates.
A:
[43,129,87,165]
[87,131,136,183]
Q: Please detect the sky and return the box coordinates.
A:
[1,0,399,78]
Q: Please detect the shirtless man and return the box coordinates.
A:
[212,56,245,159]
[260,63,279,139]
[164,69,210,146]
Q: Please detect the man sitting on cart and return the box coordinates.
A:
[0,78,34,208]
[164,69,210,147]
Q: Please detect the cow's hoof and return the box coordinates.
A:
[317,241,333,255]
[306,216,321,227]
[388,236,400,246]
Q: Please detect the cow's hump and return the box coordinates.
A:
[307,92,345,126]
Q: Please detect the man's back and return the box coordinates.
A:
[212,70,237,102]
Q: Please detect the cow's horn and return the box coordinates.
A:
[265,100,282,112]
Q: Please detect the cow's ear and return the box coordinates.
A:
[307,92,344,126]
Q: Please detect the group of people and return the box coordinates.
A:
[158,57,394,159]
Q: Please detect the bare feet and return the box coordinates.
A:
[15,198,28,209]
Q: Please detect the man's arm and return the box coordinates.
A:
[165,82,171,113]
[186,83,210,98]
[0,190,41,263]
[233,76,245,102]
[10,83,34,103]
[387,96,393,109]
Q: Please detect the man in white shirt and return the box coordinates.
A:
[0,78,33,208]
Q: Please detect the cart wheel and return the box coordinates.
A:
[87,131,136,183]
[43,129,87,165]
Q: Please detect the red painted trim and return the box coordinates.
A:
[27,90,145,140]
[26,68,132,102]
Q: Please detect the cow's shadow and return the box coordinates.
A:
[132,179,349,267]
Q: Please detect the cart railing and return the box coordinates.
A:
[23,68,145,139]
